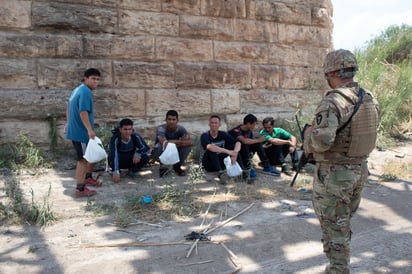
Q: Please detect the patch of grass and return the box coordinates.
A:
[0,173,56,227]
[381,159,412,181]
[188,163,205,186]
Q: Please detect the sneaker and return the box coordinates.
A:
[174,167,186,176]
[292,162,299,171]
[281,163,293,176]
[249,169,257,178]
[75,186,96,197]
[218,171,228,185]
[263,166,281,176]
[84,176,102,187]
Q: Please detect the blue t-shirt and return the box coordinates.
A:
[66,84,94,143]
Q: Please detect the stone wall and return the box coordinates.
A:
[0,0,333,147]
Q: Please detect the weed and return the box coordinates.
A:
[27,184,56,227]
[188,163,205,186]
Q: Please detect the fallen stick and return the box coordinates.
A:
[176,260,214,267]
[205,202,256,235]
[76,240,217,248]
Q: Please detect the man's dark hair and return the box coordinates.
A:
[262,117,275,126]
[243,114,258,125]
[210,114,221,121]
[84,68,101,78]
[119,118,133,127]
[166,110,179,119]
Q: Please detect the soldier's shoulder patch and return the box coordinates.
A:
[314,111,328,128]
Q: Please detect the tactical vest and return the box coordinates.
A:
[328,88,379,158]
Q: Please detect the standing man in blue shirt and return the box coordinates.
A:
[66,68,102,197]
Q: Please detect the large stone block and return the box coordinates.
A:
[0,121,51,145]
[239,89,322,115]
[311,7,331,27]
[113,61,175,88]
[94,89,146,118]
[269,44,325,67]
[32,2,117,33]
[37,60,112,89]
[0,33,82,58]
[0,0,30,28]
[119,10,179,36]
[251,65,280,89]
[146,89,211,117]
[278,24,330,47]
[0,60,37,89]
[180,15,234,40]
[211,89,240,114]
[163,0,201,15]
[280,66,327,91]
[234,19,278,42]
[214,41,268,63]
[201,0,246,18]
[156,37,213,61]
[247,1,311,25]
[118,0,161,11]
[176,62,251,89]
[0,89,69,119]
[84,35,154,60]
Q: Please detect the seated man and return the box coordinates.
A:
[109,118,151,182]
[228,114,280,177]
[259,117,299,175]
[200,115,242,181]
[152,110,193,177]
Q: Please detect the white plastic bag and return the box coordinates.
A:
[223,156,243,177]
[159,142,180,165]
[83,136,107,164]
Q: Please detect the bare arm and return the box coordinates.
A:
[236,135,265,145]
[80,111,95,139]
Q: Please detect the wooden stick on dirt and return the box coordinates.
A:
[76,241,216,248]
[176,260,214,266]
[205,202,256,235]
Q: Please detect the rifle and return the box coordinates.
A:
[290,116,313,187]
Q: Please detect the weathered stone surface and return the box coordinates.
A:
[180,15,234,40]
[156,37,213,61]
[0,121,52,145]
[0,33,82,58]
[251,65,280,89]
[0,89,69,119]
[239,89,323,115]
[269,44,326,67]
[311,7,331,27]
[175,62,251,89]
[214,41,268,63]
[234,19,278,42]
[32,2,117,33]
[163,0,201,15]
[146,89,211,117]
[280,66,327,90]
[84,35,154,60]
[37,60,112,89]
[201,0,246,18]
[0,60,37,89]
[0,0,31,28]
[211,89,240,114]
[113,62,175,88]
[278,24,330,47]
[247,1,311,25]
[119,10,179,36]
[94,89,146,118]
[118,0,161,11]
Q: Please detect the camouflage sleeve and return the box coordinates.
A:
[305,99,339,153]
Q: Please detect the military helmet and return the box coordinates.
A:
[323,49,358,75]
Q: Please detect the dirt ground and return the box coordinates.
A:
[1,142,411,274]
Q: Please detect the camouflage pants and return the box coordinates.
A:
[312,162,368,274]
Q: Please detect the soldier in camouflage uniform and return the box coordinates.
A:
[303,49,379,273]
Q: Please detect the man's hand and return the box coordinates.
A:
[112,174,120,183]
[132,156,141,164]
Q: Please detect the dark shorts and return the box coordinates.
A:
[72,141,87,161]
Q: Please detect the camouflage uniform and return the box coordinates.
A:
[304,50,379,274]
